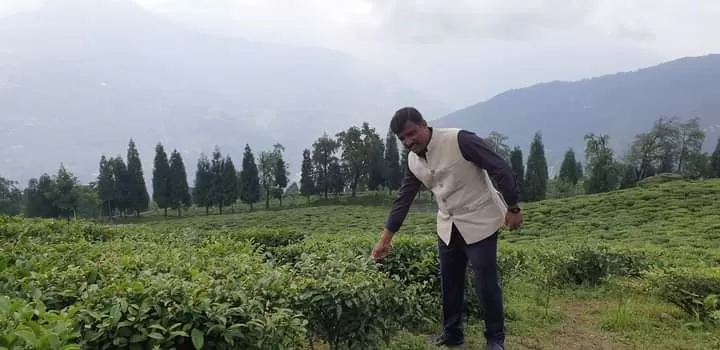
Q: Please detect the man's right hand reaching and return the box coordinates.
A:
[371,230,393,262]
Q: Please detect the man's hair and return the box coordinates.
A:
[390,106,425,134]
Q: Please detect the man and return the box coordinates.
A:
[371,107,523,350]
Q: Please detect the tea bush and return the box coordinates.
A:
[1,179,719,348]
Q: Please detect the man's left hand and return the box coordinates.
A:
[505,211,523,230]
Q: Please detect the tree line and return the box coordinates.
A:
[1,116,720,218]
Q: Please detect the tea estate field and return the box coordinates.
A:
[2,178,720,349]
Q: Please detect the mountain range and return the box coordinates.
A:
[433,54,720,172]
[0,0,445,186]
[1,0,719,187]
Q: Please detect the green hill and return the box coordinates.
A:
[1,179,719,349]
[433,54,720,172]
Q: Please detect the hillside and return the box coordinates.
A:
[1,179,719,348]
[140,178,720,262]
[433,54,720,172]
[0,0,445,185]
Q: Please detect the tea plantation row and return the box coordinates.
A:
[2,179,720,348]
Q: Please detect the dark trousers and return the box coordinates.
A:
[438,224,504,343]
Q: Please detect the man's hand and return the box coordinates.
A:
[371,230,394,262]
[505,210,523,230]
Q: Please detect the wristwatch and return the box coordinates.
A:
[508,205,521,213]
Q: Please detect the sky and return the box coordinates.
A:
[1,0,720,112]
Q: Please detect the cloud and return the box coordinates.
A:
[360,0,598,43]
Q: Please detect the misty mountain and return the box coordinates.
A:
[433,54,720,173]
[0,0,446,186]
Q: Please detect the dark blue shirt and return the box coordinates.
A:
[385,129,520,233]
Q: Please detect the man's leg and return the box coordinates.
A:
[464,231,505,348]
[432,225,468,346]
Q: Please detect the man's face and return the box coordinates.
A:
[397,121,429,153]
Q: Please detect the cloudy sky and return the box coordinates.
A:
[1,0,719,111]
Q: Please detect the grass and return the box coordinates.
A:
[1,178,720,348]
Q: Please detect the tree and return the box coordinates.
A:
[710,137,720,178]
[299,148,315,201]
[509,147,524,201]
[209,147,227,213]
[558,148,579,185]
[625,117,679,180]
[328,158,345,196]
[168,149,191,216]
[221,154,239,212]
[575,161,584,180]
[126,139,149,216]
[384,128,402,194]
[485,131,511,162]
[675,118,705,175]
[239,144,261,210]
[619,162,638,189]
[336,126,365,197]
[111,156,130,216]
[0,176,22,216]
[524,132,548,202]
[24,174,56,218]
[273,145,289,206]
[193,153,213,214]
[152,143,171,216]
[258,147,279,210]
[312,133,340,199]
[53,163,80,219]
[363,123,385,191]
[22,164,80,219]
[97,155,115,217]
[584,133,618,194]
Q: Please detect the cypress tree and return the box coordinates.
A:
[168,149,191,216]
[273,151,288,206]
[152,143,171,216]
[209,147,225,213]
[239,144,260,210]
[559,148,579,185]
[524,132,548,202]
[111,156,130,216]
[126,139,149,216]
[221,155,239,212]
[193,153,212,214]
[97,155,115,217]
[509,146,524,201]
[299,148,314,200]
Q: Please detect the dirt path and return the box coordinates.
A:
[507,300,632,350]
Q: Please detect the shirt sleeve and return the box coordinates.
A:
[384,160,422,233]
[457,130,520,206]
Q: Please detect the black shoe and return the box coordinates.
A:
[429,332,464,347]
[486,340,504,350]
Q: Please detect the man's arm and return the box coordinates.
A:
[457,130,520,206]
[383,161,422,235]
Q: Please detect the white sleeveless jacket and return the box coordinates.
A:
[407,128,508,245]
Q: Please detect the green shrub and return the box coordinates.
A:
[0,295,81,349]
[291,254,435,350]
[547,245,649,286]
[648,268,720,322]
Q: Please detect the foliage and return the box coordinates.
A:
[0,176,23,216]
[0,296,81,349]
[647,268,720,322]
[239,144,261,209]
[152,143,171,215]
[524,131,548,202]
[1,178,720,348]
